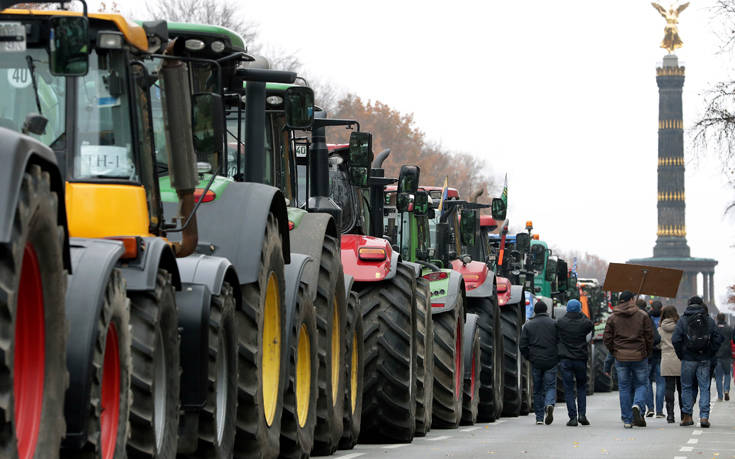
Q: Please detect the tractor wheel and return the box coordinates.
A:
[520,359,532,416]
[233,213,286,459]
[500,302,522,417]
[280,282,318,458]
[0,165,67,459]
[191,282,238,458]
[312,235,347,456]
[358,262,417,443]
[593,342,613,393]
[586,344,595,396]
[127,270,180,458]
[467,297,504,422]
[414,278,433,437]
[431,294,465,429]
[339,291,363,450]
[63,269,132,459]
[461,314,480,425]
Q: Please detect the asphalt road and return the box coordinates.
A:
[333,388,735,459]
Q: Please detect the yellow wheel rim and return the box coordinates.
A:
[296,324,311,428]
[350,330,358,414]
[331,297,340,405]
[262,272,281,427]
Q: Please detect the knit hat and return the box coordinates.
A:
[534,301,547,314]
[688,296,705,307]
[567,299,582,313]
[619,291,634,303]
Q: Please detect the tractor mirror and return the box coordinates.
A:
[515,232,530,252]
[49,16,89,76]
[192,92,224,162]
[396,192,411,212]
[531,244,546,271]
[397,165,420,194]
[436,222,449,263]
[427,207,436,219]
[284,86,314,129]
[414,190,429,216]
[491,198,507,221]
[460,209,476,247]
[348,131,372,187]
[557,260,568,291]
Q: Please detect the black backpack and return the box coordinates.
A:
[686,311,710,353]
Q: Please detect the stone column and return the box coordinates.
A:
[702,272,709,303]
[709,272,715,306]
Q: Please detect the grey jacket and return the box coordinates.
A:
[659,318,681,377]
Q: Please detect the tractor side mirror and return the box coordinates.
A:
[491,197,507,221]
[515,232,530,253]
[397,165,420,194]
[396,192,411,212]
[49,16,89,76]
[284,86,314,129]
[192,92,224,160]
[427,207,436,219]
[348,131,373,187]
[460,209,476,247]
[414,190,429,216]
[436,222,449,262]
[557,260,568,291]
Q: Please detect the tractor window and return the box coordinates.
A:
[328,155,357,233]
[416,216,430,260]
[272,113,295,204]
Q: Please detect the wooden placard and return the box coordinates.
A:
[602,263,683,297]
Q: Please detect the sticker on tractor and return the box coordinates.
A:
[78,144,135,178]
[0,23,26,52]
[295,143,308,158]
[7,68,30,89]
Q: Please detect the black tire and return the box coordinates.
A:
[233,213,287,459]
[0,165,67,458]
[280,282,319,458]
[339,291,363,450]
[127,270,180,459]
[461,314,480,425]
[500,302,522,417]
[431,294,465,429]
[62,269,132,459]
[586,344,595,396]
[593,342,613,393]
[520,359,532,416]
[414,278,433,436]
[189,282,238,458]
[467,297,504,422]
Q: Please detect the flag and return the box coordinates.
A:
[501,173,508,207]
[437,176,449,213]
[572,257,577,275]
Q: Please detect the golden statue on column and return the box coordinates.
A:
[651,2,689,53]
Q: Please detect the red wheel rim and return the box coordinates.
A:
[100,323,121,459]
[470,349,476,399]
[14,244,45,459]
[455,321,462,400]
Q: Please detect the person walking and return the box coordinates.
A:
[714,313,733,402]
[603,290,653,428]
[646,301,665,417]
[659,305,683,423]
[672,296,724,428]
[520,300,559,425]
[556,299,594,426]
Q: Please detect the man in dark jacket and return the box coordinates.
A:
[714,313,733,401]
[520,300,558,425]
[556,299,594,426]
[603,291,653,428]
[672,296,724,428]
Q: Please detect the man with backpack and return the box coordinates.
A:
[672,296,724,428]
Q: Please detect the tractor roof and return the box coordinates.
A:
[479,215,498,229]
[384,185,460,200]
[165,22,245,52]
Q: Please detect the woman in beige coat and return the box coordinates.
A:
[659,305,682,423]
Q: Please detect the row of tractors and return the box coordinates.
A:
[0,3,619,458]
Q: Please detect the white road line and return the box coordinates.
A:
[382,444,407,449]
[495,420,505,424]
[673,456,687,459]
[460,427,481,432]
[427,435,451,441]
[336,454,365,459]
[687,439,698,444]
[692,430,703,435]
[679,446,693,452]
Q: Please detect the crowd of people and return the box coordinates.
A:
[520,292,734,429]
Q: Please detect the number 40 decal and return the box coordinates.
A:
[7,68,31,89]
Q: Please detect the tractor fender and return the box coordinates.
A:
[176,283,211,411]
[430,270,465,315]
[463,313,480,380]
[118,236,182,291]
[509,285,523,306]
[175,253,242,311]
[0,128,71,270]
[466,269,496,298]
[384,251,400,280]
[283,253,314,350]
[62,237,124,447]
[289,212,337,300]
[162,182,290,285]
[340,234,393,283]
[400,261,422,279]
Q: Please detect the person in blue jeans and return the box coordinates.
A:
[672,296,724,428]
[556,299,594,426]
[603,291,653,428]
[645,300,665,417]
[520,301,558,425]
[713,313,733,401]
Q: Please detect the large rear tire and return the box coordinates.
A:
[63,269,132,459]
[467,297,504,422]
[339,291,363,450]
[586,344,595,396]
[358,263,417,443]
[414,278,433,437]
[0,165,67,458]
[127,270,180,459]
[233,213,287,459]
[520,359,532,416]
[461,314,480,425]
[431,294,464,429]
[500,302,522,417]
[593,342,613,393]
[312,235,347,455]
[280,283,318,458]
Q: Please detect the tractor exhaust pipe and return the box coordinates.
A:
[470,188,484,203]
[372,149,391,168]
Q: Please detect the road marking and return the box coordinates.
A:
[673,456,687,459]
[687,439,698,444]
[427,435,451,441]
[692,430,703,435]
[679,446,693,452]
[460,427,481,432]
[337,454,365,459]
[382,444,407,449]
[495,420,505,424]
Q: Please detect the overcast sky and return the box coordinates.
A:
[113,0,735,306]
